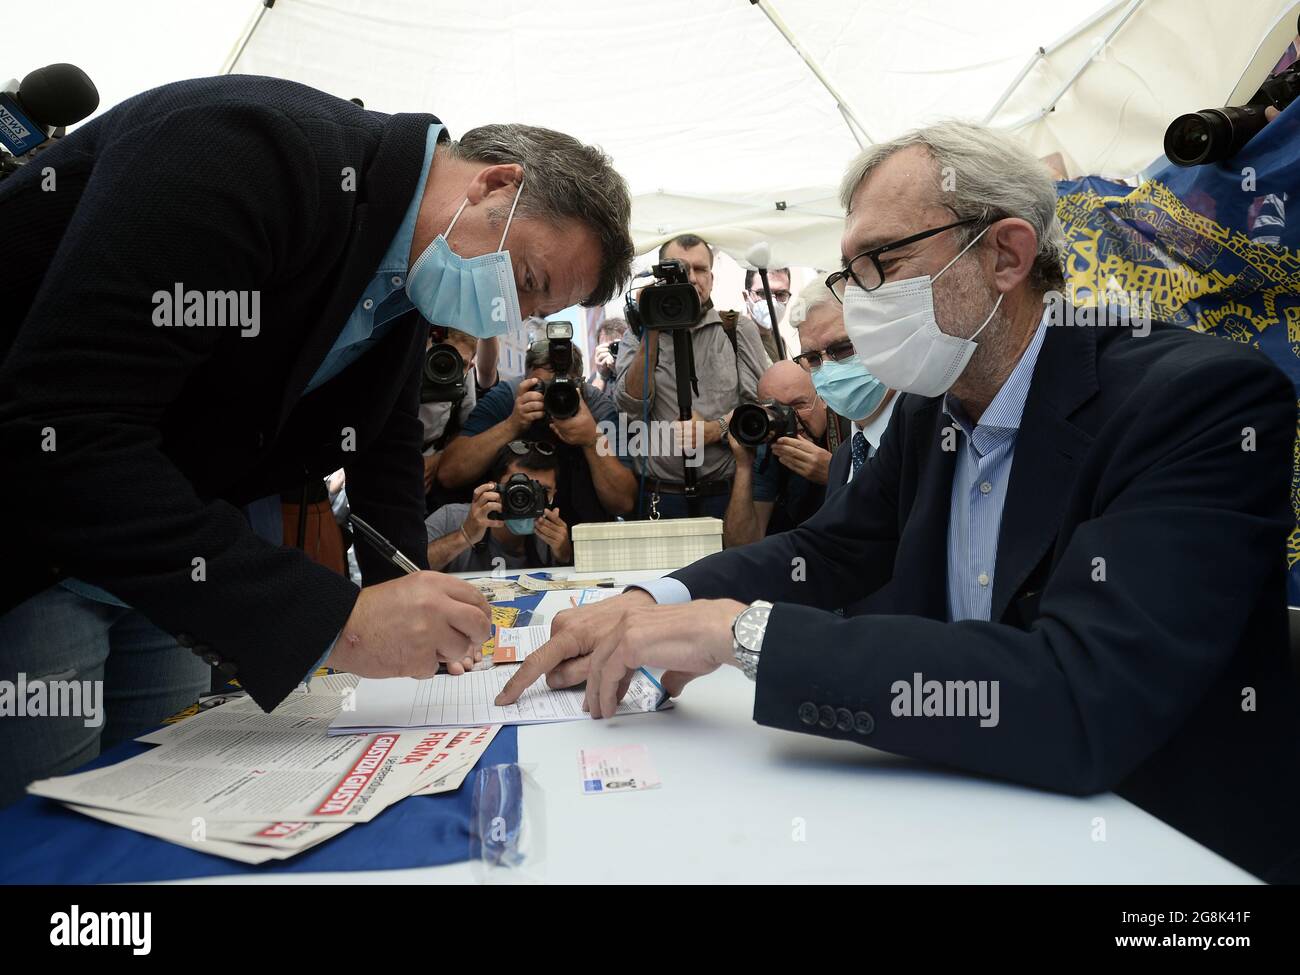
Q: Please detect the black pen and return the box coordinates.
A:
[349,514,492,673]
[349,514,421,575]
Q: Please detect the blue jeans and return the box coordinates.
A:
[0,586,211,806]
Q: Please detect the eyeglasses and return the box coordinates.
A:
[506,440,556,457]
[825,217,979,301]
[747,288,792,304]
[793,338,858,372]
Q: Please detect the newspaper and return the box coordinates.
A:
[27,685,504,862]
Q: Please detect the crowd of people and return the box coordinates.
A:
[2,74,1298,882]
[385,232,900,575]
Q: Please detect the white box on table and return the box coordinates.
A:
[571,517,723,573]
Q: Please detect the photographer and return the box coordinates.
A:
[418,326,481,503]
[437,335,636,523]
[615,234,771,518]
[742,266,791,364]
[722,360,847,547]
[589,317,627,392]
[426,442,569,571]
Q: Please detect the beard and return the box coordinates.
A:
[932,258,1013,396]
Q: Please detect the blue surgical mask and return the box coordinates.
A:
[812,358,886,421]
[405,177,525,339]
[505,517,536,536]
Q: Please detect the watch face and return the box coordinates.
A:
[735,606,769,653]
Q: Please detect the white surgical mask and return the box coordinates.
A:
[842,226,1003,397]
[749,297,786,330]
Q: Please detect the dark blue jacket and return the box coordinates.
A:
[673,319,1300,882]
[0,76,443,710]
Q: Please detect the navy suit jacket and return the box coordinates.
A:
[0,76,441,709]
[672,320,1300,882]
[827,436,853,494]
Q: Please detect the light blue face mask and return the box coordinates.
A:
[812,357,887,421]
[405,176,525,339]
[504,517,536,536]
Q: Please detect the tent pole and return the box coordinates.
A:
[222,0,276,75]
[982,0,1136,125]
[751,0,873,146]
[991,0,1146,131]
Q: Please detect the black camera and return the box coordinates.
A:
[607,340,621,363]
[420,327,466,403]
[731,401,799,447]
[488,472,549,522]
[1164,22,1300,166]
[538,319,581,419]
[624,259,702,336]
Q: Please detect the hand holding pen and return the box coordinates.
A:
[325,516,492,678]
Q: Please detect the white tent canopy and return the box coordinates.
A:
[13,0,1300,269]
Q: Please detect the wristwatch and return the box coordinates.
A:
[731,600,773,681]
[716,416,729,443]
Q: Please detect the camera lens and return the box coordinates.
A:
[425,346,461,385]
[420,343,465,403]
[1164,106,1269,167]
[543,379,580,420]
[732,403,773,447]
[504,482,535,516]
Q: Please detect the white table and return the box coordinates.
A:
[193,568,1257,884]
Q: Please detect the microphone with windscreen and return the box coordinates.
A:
[745,241,788,361]
[0,63,99,162]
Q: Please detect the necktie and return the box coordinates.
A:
[850,430,868,477]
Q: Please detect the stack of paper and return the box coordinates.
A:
[25,685,499,864]
[329,625,671,736]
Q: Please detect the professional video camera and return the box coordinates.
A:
[624,259,702,336]
[1164,16,1300,166]
[1,63,99,178]
[731,401,799,448]
[537,320,581,420]
[420,326,467,403]
[487,472,549,522]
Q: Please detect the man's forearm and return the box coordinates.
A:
[723,468,760,547]
[621,333,657,400]
[583,437,638,515]
[438,418,519,487]
[427,526,473,570]
[476,337,499,389]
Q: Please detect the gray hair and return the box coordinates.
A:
[448,123,635,306]
[787,280,837,331]
[838,121,1065,291]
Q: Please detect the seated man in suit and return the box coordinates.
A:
[0,75,635,803]
[499,121,1300,882]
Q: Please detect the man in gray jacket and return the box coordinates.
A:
[614,234,771,518]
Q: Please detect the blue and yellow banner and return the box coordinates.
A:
[1056,99,1300,601]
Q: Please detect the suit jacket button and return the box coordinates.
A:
[853,711,875,736]
[818,705,836,729]
[798,702,818,726]
[836,707,853,732]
